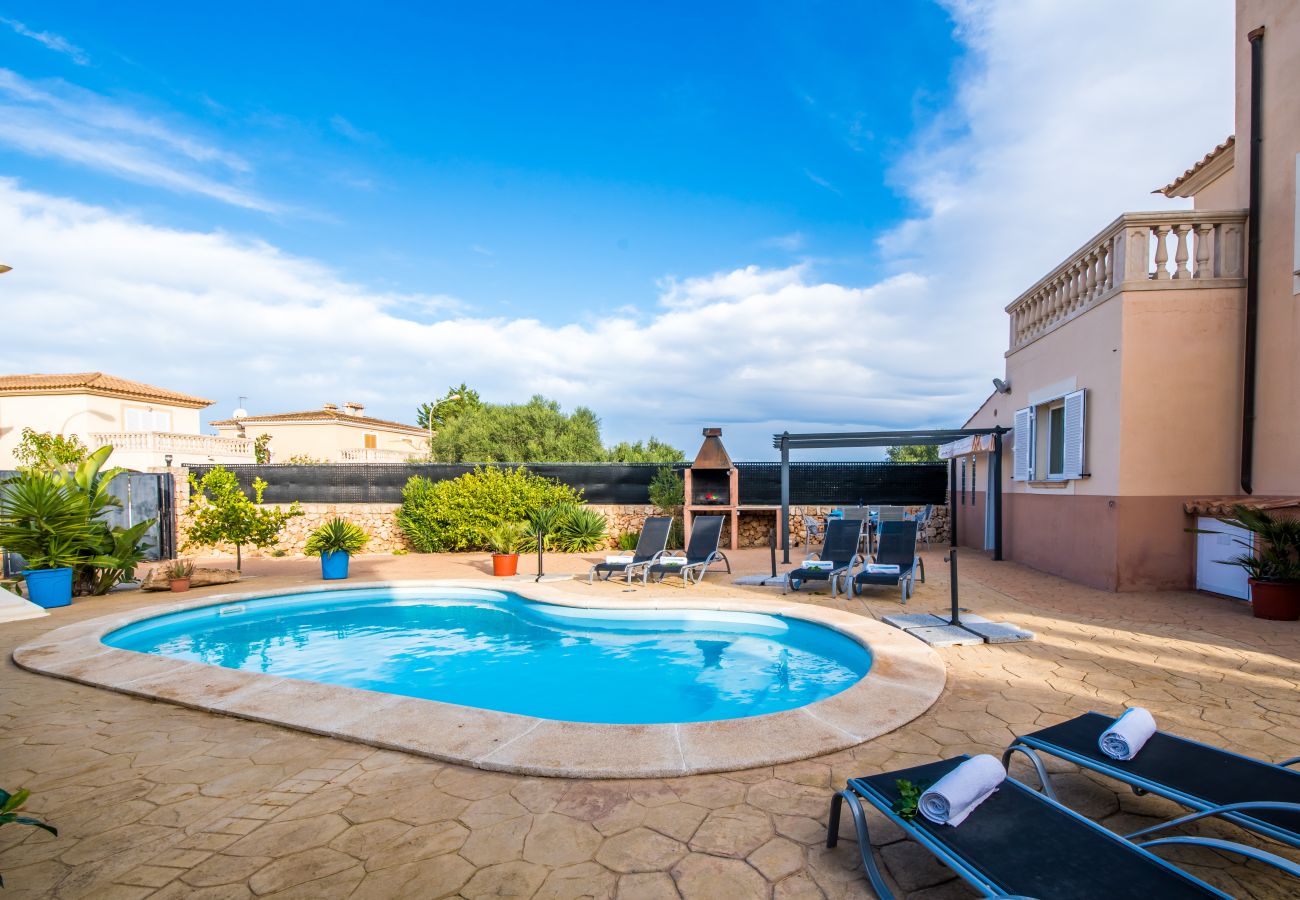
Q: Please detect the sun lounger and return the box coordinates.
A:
[852,520,919,602]
[643,515,729,586]
[588,516,672,584]
[1003,711,1300,850]
[827,755,1299,899]
[783,518,863,599]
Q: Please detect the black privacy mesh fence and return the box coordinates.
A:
[186,461,947,506]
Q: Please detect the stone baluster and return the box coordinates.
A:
[1193,223,1213,279]
[1152,225,1171,279]
[1101,236,1114,292]
[1171,224,1191,279]
[1084,249,1098,301]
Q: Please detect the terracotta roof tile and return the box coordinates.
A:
[1156,136,1234,196]
[0,372,213,407]
[210,408,425,433]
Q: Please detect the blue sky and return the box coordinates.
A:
[0,2,1233,458]
[1,2,961,320]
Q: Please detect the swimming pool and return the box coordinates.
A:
[103,586,872,724]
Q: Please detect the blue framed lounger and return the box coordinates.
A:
[1003,711,1300,850]
[643,515,729,587]
[783,518,863,599]
[587,516,672,584]
[827,756,1299,899]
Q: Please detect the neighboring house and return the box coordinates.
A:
[0,372,252,470]
[947,1,1298,593]
[211,403,428,462]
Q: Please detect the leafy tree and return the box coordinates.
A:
[253,433,272,464]
[183,467,302,570]
[885,444,940,463]
[605,437,685,463]
[417,383,482,431]
[428,395,604,463]
[13,428,88,471]
[647,466,686,549]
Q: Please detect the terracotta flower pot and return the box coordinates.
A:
[492,553,520,577]
[1248,579,1300,621]
[169,578,191,593]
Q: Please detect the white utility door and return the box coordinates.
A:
[1194,516,1251,599]
[983,455,996,550]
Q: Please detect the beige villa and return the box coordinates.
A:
[211,402,428,462]
[0,372,251,469]
[947,0,1299,594]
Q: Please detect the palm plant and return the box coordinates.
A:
[527,504,578,551]
[304,518,370,556]
[556,506,608,552]
[1211,505,1300,583]
[485,521,532,555]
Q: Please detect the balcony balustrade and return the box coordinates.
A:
[1006,209,1247,353]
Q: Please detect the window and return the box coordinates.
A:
[364,434,377,449]
[1048,403,1066,477]
[123,407,171,432]
[1012,389,1086,481]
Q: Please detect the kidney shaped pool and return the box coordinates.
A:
[103,586,872,724]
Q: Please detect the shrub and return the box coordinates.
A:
[13,428,88,471]
[528,503,578,551]
[616,530,640,551]
[648,466,685,549]
[397,466,581,552]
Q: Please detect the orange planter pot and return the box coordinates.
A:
[1249,579,1300,621]
[169,578,191,593]
[492,554,520,577]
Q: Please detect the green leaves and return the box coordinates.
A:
[891,778,929,821]
[554,506,608,552]
[304,518,370,556]
[183,467,303,569]
[397,467,583,552]
[0,787,57,886]
[484,521,533,555]
[1211,505,1300,583]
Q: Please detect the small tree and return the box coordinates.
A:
[13,428,89,471]
[184,467,302,570]
[253,433,272,464]
[606,437,685,463]
[648,466,686,549]
[885,444,940,463]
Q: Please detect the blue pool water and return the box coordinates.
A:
[104,587,872,723]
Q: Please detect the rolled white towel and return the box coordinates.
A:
[605,555,634,565]
[1099,707,1157,761]
[919,754,1006,827]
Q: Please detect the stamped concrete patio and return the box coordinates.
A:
[1,549,1297,899]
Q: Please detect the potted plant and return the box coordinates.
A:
[485,521,530,577]
[0,473,95,609]
[1,787,56,887]
[304,517,370,580]
[1209,505,1300,621]
[166,559,194,592]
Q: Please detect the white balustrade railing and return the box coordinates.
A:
[89,431,254,458]
[339,447,422,462]
[1006,209,1247,352]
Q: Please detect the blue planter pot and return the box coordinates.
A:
[320,551,350,580]
[23,567,73,608]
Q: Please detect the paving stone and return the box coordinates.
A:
[748,837,805,881]
[461,859,549,898]
[362,819,469,870]
[523,813,603,867]
[689,805,773,858]
[617,872,682,899]
[534,862,618,900]
[349,853,474,899]
[597,828,688,873]
[460,814,532,867]
[670,853,771,899]
[643,802,709,842]
[247,846,355,895]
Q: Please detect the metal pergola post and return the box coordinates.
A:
[780,432,791,564]
[992,430,1004,562]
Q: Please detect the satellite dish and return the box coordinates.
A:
[992,378,1011,394]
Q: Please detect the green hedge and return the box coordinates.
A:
[396,466,584,552]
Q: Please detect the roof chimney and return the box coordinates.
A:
[322,402,338,412]
[691,427,733,470]
[342,401,365,415]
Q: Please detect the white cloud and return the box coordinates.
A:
[0,69,277,212]
[0,1,1235,458]
[1,17,88,65]
[329,114,380,145]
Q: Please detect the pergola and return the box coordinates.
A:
[773,427,1011,626]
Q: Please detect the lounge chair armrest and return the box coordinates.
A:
[1124,801,1300,840]
[1139,835,1300,880]
[1000,742,1058,802]
[1281,756,1300,768]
